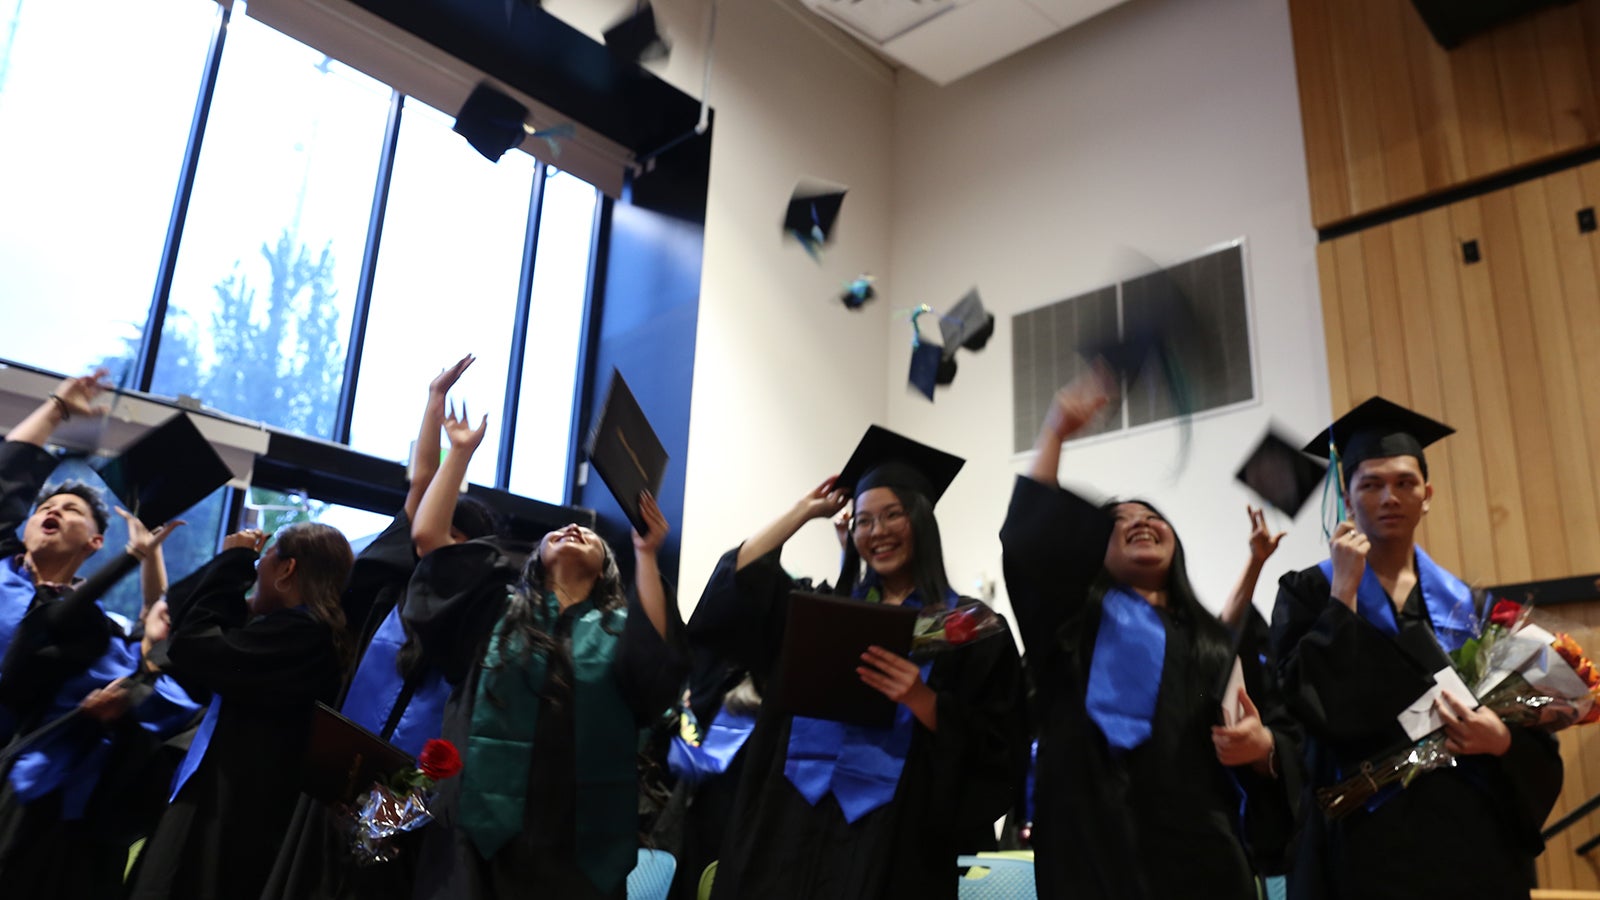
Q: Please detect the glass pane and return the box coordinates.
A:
[38,459,228,626]
[150,10,392,439]
[508,168,598,503]
[0,0,216,378]
[245,487,393,553]
[347,98,535,488]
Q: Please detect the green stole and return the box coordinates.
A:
[459,591,639,894]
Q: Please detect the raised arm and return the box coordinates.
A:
[117,507,185,615]
[1027,367,1111,486]
[412,405,487,557]
[633,491,672,639]
[733,476,848,570]
[5,370,111,449]
[404,355,475,523]
[1220,505,1284,630]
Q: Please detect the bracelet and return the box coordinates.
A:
[47,394,71,420]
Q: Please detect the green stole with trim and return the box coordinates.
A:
[459,591,639,894]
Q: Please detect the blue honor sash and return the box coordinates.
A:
[1317,545,1476,653]
[1084,586,1167,751]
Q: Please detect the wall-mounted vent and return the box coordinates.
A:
[1012,242,1254,453]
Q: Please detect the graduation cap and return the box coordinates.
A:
[585,369,669,536]
[836,424,964,507]
[453,83,530,162]
[604,2,670,64]
[1304,396,1454,483]
[784,183,846,260]
[93,412,233,528]
[1235,427,1327,517]
[938,288,995,360]
[840,275,875,310]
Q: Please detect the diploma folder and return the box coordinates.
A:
[301,702,415,805]
[770,591,919,729]
[585,369,668,536]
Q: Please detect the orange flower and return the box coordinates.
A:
[1579,658,1600,690]
[1553,633,1586,670]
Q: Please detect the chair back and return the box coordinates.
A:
[957,854,1035,900]
[627,848,677,900]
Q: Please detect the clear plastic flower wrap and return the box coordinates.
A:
[342,784,437,865]
[1317,598,1600,820]
[909,602,1006,660]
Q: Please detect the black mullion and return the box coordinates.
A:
[565,194,611,505]
[332,89,404,444]
[134,1,230,393]
[494,161,549,491]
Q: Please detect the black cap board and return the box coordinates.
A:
[939,288,996,361]
[453,83,527,162]
[1303,396,1454,481]
[585,369,668,536]
[604,2,670,63]
[784,185,846,248]
[300,702,414,805]
[836,425,963,507]
[907,342,957,401]
[93,412,233,528]
[1235,427,1327,517]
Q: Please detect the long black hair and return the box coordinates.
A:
[1093,499,1232,696]
[395,498,503,679]
[836,487,954,610]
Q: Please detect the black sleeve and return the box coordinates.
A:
[341,511,418,637]
[998,476,1112,660]
[928,612,1029,838]
[165,548,336,706]
[684,546,800,689]
[0,441,59,558]
[0,553,135,718]
[1268,566,1438,745]
[401,539,517,685]
[616,576,691,727]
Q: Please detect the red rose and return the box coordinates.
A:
[1488,599,1523,629]
[419,738,463,781]
[944,608,980,645]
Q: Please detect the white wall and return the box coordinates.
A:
[544,0,903,605]
[884,0,1331,624]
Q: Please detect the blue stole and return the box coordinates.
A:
[1316,545,1476,653]
[1084,586,1167,751]
[169,606,312,802]
[668,709,756,787]
[782,584,945,824]
[0,558,34,738]
[341,605,449,757]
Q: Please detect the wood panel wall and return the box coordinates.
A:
[1318,160,1600,889]
[1290,0,1600,229]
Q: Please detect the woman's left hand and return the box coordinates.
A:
[858,645,931,706]
[1212,686,1276,770]
[633,491,670,555]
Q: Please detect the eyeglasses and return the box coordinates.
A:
[851,506,908,534]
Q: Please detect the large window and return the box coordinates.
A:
[150,12,392,439]
[346,98,536,489]
[0,0,216,378]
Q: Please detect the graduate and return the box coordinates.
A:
[1000,372,1296,900]
[0,508,202,897]
[1269,397,1563,900]
[128,522,354,900]
[263,356,500,900]
[688,426,1026,900]
[402,407,687,900]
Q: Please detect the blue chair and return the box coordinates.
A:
[1264,875,1288,900]
[628,848,677,900]
[957,854,1035,899]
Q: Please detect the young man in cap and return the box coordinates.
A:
[1269,397,1562,900]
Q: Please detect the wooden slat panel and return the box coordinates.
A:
[1290,0,1354,225]
[1492,14,1558,165]
[1359,228,1411,397]
[1362,0,1427,203]
[1326,0,1391,214]
[1403,6,1469,193]
[1449,197,1534,581]
[1516,178,1600,573]
[1536,5,1600,151]
[1480,189,1570,578]
[1418,206,1497,584]
[1388,216,1462,572]
[1316,241,1351,415]
[1450,23,1515,179]
[1333,235,1379,401]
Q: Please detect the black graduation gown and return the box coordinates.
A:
[1270,563,1564,900]
[686,546,1027,900]
[402,538,689,900]
[0,440,120,742]
[999,475,1295,900]
[128,547,342,900]
[262,511,426,900]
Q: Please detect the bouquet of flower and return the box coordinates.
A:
[343,738,464,864]
[909,602,1006,660]
[1318,599,1600,819]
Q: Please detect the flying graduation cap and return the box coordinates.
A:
[1235,427,1327,518]
[840,275,876,310]
[452,83,574,163]
[784,182,847,261]
[906,289,996,402]
[94,412,234,528]
[604,2,671,64]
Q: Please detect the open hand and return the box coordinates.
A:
[429,355,475,398]
[52,368,113,418]
[1247,505,1285,565]
[117,507,185,560]
[223,529,268,553]
[797,476,849,522]
[443,402,488,451]
[1042,366,1113,444]
[857,645,932,707]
